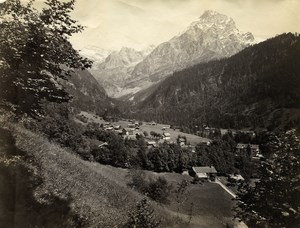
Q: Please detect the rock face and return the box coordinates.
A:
[89,46,155,98]
[131,10,254,83]
[87,10,254,99]
[124,10,254,99]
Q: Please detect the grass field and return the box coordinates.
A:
[145,171,236,227]
[78,111,211,146]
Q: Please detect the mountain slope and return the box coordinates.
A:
[89,46,155,97]
[63,69,114,115]
[122,10,254,100]
[133,33,300,130]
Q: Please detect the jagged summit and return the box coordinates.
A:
[199,10,231,21]
[130,10,255,85]
[197,10,236,29]
[183,10,254,44]
[88,10,255,99]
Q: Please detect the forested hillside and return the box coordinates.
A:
[63,69,116,116]
[133,33,300,131]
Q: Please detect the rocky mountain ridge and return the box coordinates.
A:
[88,46,155,97]
[122,10,255,100]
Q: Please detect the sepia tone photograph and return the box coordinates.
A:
[0,0,299,227]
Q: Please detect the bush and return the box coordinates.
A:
[127,170,173,204]
[127,169,148,193]
[146,177,173,204]
[124,198,160,228]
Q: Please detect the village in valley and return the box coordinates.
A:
[75,111,263,190]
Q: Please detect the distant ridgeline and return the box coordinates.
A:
[131,33,300,131]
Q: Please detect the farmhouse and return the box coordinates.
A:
[177,137,186,146]
[147,141,158,148]
[103,122,111,127]
[192,166,217,181]
[162,132,171,141]
[104,126,114,131]
[127,123,135,128]
[236,143,260,157]
[124,128,134,135]
[228,174,244,182]
[113,125,121,130]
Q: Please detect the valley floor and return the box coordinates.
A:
[78,111,211,146]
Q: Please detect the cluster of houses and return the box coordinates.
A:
[101,121,199,152]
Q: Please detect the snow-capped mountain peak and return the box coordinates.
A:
[79,46,112,64]
[88,10,255,99]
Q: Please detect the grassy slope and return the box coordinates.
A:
[12,126,141,227]
[2,120,236,227]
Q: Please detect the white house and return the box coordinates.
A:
[163,132,171,141]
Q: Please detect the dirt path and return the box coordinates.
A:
[214,179,237,198]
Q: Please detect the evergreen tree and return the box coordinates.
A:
[235,129,300,227]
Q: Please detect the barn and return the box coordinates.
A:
[192,166,217,181]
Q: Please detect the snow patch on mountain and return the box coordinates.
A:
[79,46,112,65]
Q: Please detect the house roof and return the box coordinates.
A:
[236,144,259,149]
[192,166,217,174]
[124,128,134,132]
[229,174,244,181]
[163,132,171,137]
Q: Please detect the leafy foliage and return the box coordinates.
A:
[127,169,173,204]
[124,198,160,228]
[0,0,92,116]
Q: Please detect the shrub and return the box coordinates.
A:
[124,198,160,228]
[127,171,172,204]
[146,177,173,204]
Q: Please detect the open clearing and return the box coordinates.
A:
[78,111,211,146]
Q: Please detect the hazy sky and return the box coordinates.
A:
[24,0,300,51]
